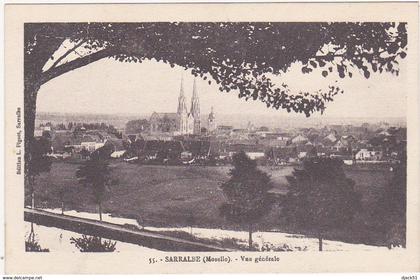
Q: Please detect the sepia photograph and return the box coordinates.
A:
[4,2,419,274]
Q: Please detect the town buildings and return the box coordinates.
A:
[37,116,406,166]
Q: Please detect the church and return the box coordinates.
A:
[150,78,201,135]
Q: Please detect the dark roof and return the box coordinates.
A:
[183,140,210,156]
[217,125,233,130]
[142,140,184,155]
[226,143,265,153]
[126,134,137,143]
[208,141,227,155]
[81,135,96,142]
[150,112,178,120]
[105,139,125,151]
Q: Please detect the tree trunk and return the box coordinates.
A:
[24,76,40,213]
[318,236,323,252]
[29,175,35,209]
[29,222,35,243]
[31,190,35,209]
[98,202,103,221]
[60,190,65,214]
[248,223,253,250]
[24,80,40,177]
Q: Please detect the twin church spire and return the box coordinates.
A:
[177,76,201,135]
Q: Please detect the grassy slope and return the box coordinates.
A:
[30,161,394,246]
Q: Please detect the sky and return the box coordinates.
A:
[37,54,408,121]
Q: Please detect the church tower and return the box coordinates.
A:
[208,106,216,133]
[190,78,201,134]
[177,77,188,134]
[177,77,187,114]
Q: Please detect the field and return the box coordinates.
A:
[29,161,396,247]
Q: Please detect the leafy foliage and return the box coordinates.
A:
[25,233,49,252]
[220,151,274,224]
[70,235,117,252]
[283,158,361,235]
[76,158,114,220]
[25,22,407,117]
[125,119,150,134]
[25,240,50,252]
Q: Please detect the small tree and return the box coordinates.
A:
[378,150,406,248]
[125,119,150,134]
[76,157,112,221]
[26,235,49,252]
[220,151,274,249]
[283,157,361,251]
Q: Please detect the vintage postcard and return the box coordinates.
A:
[4,2,420,274]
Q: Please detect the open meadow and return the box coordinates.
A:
[29,161,394,246]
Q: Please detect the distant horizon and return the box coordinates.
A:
[36,110,406,130]
[36,110,406,120]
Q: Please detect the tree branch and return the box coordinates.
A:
[40,48,115,85]
[49,39,86,70]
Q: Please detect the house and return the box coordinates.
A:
[102,139,127,159]
[355,149,383,161]
[105,138,126,152]
[110,150,126,158]
[80,135,105,152]
[298,151,307,159]
[323,132,338,146]
[61,134,105,154]
[259,138,288,147]
[217,125,234,135]
[225,143,266,160]
[291,134,308,145]
[333,139,347,151]
[379,130,392,137]
[34,129,44,137]
[80,141,105,152]
[181,151,193,159]
[232,128,248,135]
[125,133,144,144]
[246,152,265,160]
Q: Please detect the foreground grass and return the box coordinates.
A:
[28,161,396,247]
